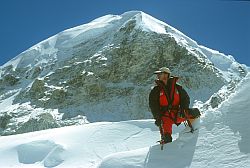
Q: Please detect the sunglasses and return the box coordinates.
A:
[157,72,169,75]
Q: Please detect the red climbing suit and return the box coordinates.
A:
[159,79,192,135]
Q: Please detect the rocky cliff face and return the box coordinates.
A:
[0,11,247,135]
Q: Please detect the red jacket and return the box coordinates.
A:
[149,77,190,120]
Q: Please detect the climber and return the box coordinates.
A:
[149,67,199,144]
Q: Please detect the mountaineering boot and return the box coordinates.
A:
[163,133,172,144]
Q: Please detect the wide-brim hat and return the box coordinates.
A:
[154,67,171,74]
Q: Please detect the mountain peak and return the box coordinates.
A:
[119,11,167,34]
[121,10,144,16]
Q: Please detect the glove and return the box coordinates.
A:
[154,119,161,127]
[178,109,186,118]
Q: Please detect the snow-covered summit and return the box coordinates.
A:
[1,11,245,74]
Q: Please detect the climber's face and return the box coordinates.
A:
[157,72,169,84]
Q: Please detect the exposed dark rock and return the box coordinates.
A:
[0,113,12,129]
[16,113,59,134]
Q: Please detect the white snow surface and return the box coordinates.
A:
[0,73,249,167]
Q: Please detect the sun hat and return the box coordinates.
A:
[154,67,171,74]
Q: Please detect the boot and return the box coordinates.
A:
[163,133,172,143]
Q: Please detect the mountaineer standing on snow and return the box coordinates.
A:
[149,67,199,144]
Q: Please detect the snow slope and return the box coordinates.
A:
[0,72,249,167]
[98,73,250,168]
[0,120,160,168]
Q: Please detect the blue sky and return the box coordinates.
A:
[0,0,249,66]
